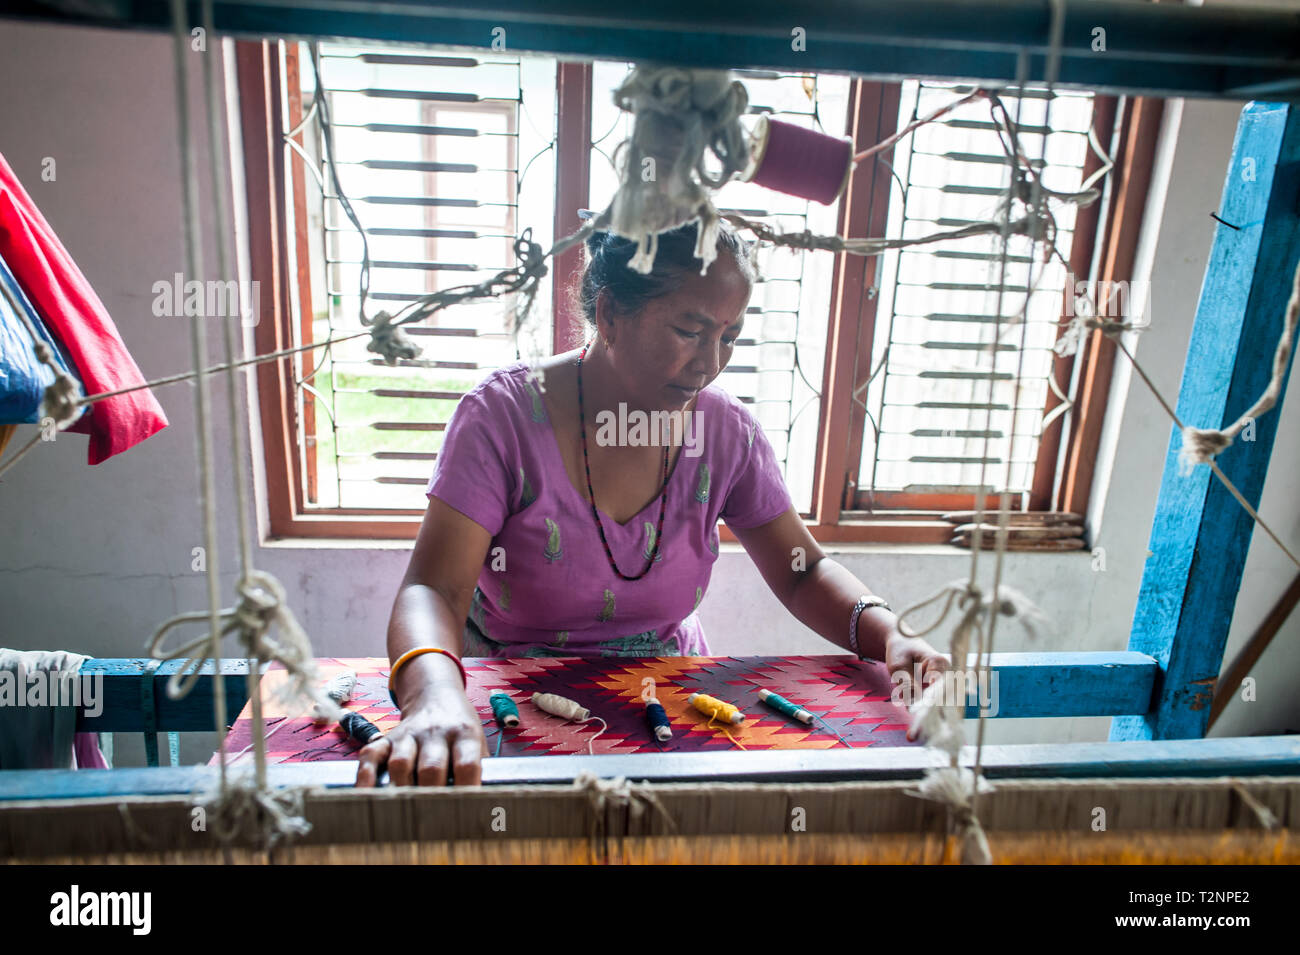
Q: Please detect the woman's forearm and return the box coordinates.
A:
[786,556,896,660]
[386,582,471,706]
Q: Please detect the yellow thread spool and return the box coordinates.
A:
[687,692,744,724]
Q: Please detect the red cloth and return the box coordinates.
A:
[0,151,167,464]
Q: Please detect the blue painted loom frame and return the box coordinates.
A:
[1,1,1298,798]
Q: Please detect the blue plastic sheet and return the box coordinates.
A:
[0,252,83,425]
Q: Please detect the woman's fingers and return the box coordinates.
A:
[450,734,484,787]
[386,734,419,786]
[415,734,451,787]
[354,736,391,788]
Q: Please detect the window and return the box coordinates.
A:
[238,39,1153,543]
[854,82,1097,511]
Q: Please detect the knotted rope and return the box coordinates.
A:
[362,311,421,366]
[906,766,995,865]
[32,341,83,431]
[607,66,749,275]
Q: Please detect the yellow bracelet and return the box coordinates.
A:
[388,647,467,708]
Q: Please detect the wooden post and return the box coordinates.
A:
[1112,102,1300,741]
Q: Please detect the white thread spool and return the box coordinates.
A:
[532,692,590,722]
[312,671,357,723]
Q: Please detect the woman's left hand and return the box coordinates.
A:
[884,629,950,716]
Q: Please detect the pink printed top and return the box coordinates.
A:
[426,362,793,658]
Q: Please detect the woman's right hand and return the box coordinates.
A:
[354,684,487,787]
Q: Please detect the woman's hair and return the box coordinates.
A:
[575,219,755,328]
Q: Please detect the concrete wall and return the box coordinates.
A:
[0,18,1296,767]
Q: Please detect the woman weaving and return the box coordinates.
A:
[356,221,950,788]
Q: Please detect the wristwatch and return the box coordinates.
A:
[849,594,891,659]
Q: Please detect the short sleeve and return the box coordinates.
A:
[426,386,516,537]
[720,412,794,529]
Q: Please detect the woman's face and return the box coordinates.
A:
[600,252,753,411]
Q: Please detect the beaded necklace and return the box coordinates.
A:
[576,344,669,581]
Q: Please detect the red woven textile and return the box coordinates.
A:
[0,151,167,464]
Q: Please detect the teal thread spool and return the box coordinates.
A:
[490,691,520,727]
[758,688,814,725]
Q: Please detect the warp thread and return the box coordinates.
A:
[573,770,677,861]
[1231,781,1280,830]
[197,770,313,849]
[906,765,995,865]
[606,66,749,275]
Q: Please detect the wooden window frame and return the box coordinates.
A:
[239,41,1156,545]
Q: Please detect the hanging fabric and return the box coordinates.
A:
[0,150,167,464]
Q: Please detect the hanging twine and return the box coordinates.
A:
[1180,255,1299,473]
[905,766,995,865]
[146,569,343,722]
[607,66,749,275]
[898,581,1048,771]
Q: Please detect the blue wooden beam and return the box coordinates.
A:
[76,658,250,733]
[1,1,1299,100]
[1,734,1296,799]
[1113,102,1300,742]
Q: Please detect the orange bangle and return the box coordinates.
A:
[388,647,467,708]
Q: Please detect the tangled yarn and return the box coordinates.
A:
[606,66,749,275]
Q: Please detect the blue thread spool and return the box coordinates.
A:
[339,711,384,746]
[758,688,814,725]
[644,699,672,742]
[490,691,520,727]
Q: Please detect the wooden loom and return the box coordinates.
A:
[2,0,1300,864]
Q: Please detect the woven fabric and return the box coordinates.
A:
[216,654,917,764]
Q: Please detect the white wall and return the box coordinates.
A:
[0,20,1296,767]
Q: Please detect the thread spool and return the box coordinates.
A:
[490,691,520,727]
[758,688,814,725]
[338,711,383,747]
[531,692,606,755]
[532,692,590,722]
[312,670,358,723]
[644,699,673,742]
[687,692,744,724]
[743,115,854,205]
